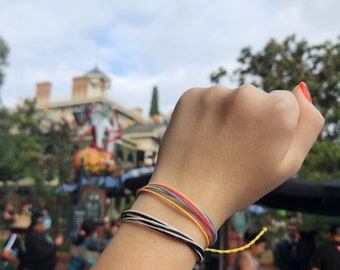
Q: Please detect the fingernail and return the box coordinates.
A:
[299,82,312,103]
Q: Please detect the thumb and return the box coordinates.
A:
[281,82,324,175]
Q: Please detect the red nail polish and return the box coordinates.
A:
[299,82,312,103]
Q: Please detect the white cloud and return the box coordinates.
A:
[0,0,339,117]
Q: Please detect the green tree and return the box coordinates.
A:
[8,99,45,185]
[0,36,9,87]
[42,115,77,184]
[0,99,76,185]
[228,34,340,180]
[149,86,160,117]
[0,107,16,182]
[210,66,227,84]
[0,36,10,106]
[220,34,340,244]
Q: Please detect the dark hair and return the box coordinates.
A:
[30,208,50,227]
[244,228,266,244]
[71,218,98,246]
[81,218,97,237]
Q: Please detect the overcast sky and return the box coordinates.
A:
[0,0,339,117]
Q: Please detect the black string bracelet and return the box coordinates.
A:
[121,210,205,263]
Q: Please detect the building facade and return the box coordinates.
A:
[35,67,167,170]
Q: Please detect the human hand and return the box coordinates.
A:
[149,83,324,228]
[93,83,324,270]
[55,234,64,246]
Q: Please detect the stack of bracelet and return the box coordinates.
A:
[120,183,217,263]
[121,183,268,262]
[139,183,218,246]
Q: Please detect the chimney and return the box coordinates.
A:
[36,82,52,104]
[72,77,89,99]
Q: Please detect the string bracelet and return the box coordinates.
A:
[205,227,268,254]
[121,210,205,263]
[137,187,211,246]
[138,183,218,246]
[146,183,217,244]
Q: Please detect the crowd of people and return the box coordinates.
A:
[273,220,340,270]
[1,205,121,270]
[1,206,339,270]
[226,220,340,270]
[68,215,121,270]
[1,206,64,270]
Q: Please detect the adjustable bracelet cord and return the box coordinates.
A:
[205,227,268,254]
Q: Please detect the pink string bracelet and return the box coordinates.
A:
[137,183,218,246]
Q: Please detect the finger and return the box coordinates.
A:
[281,83,325,176]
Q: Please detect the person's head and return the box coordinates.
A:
[30,208,52,231]
[6,204,14,212]
[328,224,340,241]
[22,204,31,213]
[286,222,298,240]
[81,218,98,239]
[103,216,111,229]
[244,228,266,257]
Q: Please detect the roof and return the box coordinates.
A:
[123,122,167,133]
[116,173,340,216]
[85,67,107,76]
[258,178,340,216]
[85,66,111,81]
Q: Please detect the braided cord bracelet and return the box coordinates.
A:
[205,227,268,253]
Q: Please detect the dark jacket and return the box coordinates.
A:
[25,229,57,270]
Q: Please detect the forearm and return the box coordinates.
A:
[2,250,20,266]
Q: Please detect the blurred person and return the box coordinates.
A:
[68,218,107,269]
[24,208,63,270]
[4,204,16,230]
[21,204,31,217]
[229,228,266,270]
[309,224,340,270]
[273,221,304,270]
[0,215,30,270]
[68,218,98,270]
[102,217,113,243]
[296,230,316,270]
[103,215,121,244]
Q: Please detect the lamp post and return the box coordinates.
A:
[73,158,86,229]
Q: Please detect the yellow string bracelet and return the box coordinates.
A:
[205,227,267,253]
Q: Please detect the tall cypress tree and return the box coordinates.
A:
[149,86,159,117]
[0,36,10,107]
